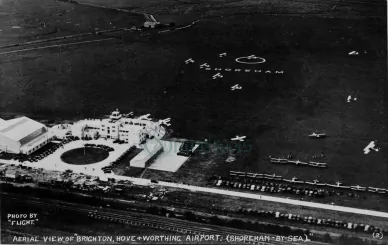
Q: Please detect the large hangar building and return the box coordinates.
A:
[0,117,52,155]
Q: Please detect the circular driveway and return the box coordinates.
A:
[60,147,109,165]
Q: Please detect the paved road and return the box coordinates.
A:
[92,173,388,218]
[4,154,385,219]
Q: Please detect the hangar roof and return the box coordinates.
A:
[0,117,45,142]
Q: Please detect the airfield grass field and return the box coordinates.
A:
[0,0,387,226]
[141,15,387,212]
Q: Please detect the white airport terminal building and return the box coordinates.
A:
[70,109,165,144]
[0,110,165,155]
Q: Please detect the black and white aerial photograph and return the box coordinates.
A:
[0,0,387,244]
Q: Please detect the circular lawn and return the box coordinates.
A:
[60,147,109,165]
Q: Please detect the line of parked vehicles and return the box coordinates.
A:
[206,175,387,234]
[204,175,386,235]
[227,171,387,195]
[11,136,79,163]
[101,146,136,174]
[209,175,328,198]
[209,175,378,200]
[84,143,114,152]
[235,208,384,235]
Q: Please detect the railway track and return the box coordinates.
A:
[3,193,325,245]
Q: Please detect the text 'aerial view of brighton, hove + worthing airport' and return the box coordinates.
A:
[0,0,387,244]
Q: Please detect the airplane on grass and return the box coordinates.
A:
[364,141,380,154]
[200,63,210,69]
[348,51,359,56]
[138,114,151,120]
[247,54,259,60]
[263,174,282,180]
[270,158,288,163]
[368,187,387,193]
[254,174,264,179]
[231,84,242,91]
[231,136,246,142]
[308,132,327,138]
[246,173,256,178]
[350,185,367,191]
[305,179,319,185]
[283,177,304,184]
[212,73,223,80]
[327,181,350,189]
[185,58,194,64]
[143,14,160,28]
[287,159,308,165]
[347,95,357,103]
[305,179,326,186]
[308,161,328,168]
[229,170,242,175]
